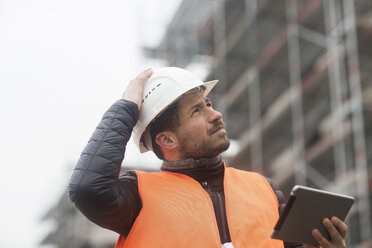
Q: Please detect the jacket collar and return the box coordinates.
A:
[161,155,222,171]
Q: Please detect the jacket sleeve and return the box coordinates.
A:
[68,99,142,236]
[265,177,305,248]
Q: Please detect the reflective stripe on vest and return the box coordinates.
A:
[115,166,284,248]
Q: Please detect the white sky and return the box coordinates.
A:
[0,0,180,247]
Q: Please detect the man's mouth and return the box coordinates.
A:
[210,124,225,135]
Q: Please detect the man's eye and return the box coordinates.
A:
[192,109,199,114]
[206,102,212,107]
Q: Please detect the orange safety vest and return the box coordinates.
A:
[115,166,284,248]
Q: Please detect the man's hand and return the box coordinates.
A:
[304,217,347,248]
[122,68,153,110]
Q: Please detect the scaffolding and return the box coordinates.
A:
[146,0,372,246]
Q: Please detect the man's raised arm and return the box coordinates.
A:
[68,69,152,234]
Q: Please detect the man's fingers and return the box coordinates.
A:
[322,218,342,241]
[122,68,153,108]
[312,229,330,248]
[307,218,347,248]
[135,68,153,82]
[331,216,347,239]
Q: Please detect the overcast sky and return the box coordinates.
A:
[0,0,180,247]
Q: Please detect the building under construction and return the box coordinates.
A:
[41,0,372,247]
[145,0,372,247]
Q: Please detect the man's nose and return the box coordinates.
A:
[208,108,222,123]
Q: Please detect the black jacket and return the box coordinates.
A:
[68,99,303,247]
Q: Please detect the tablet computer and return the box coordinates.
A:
[270,185,354,246]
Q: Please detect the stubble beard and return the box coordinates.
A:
[178,133,230,160]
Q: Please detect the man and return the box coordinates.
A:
[69,67,348,248]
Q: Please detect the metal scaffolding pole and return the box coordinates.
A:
[186,0,198,62]
[285,0,307,186]
[212,0,228,119]
[323,1,352,244]
[323,0,348,179]
[245,0,263,173]
[343,0,372,242]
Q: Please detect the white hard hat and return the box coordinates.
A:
[132,67,218,153]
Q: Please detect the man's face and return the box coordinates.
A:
[174,91,230,159]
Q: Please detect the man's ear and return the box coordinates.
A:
[155,131,178,149]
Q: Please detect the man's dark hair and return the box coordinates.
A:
[149,101,180,160]
[149,86,206,160]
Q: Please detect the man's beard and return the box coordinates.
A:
[178,133,230,160]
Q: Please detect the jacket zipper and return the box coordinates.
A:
[201,181,231,243]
